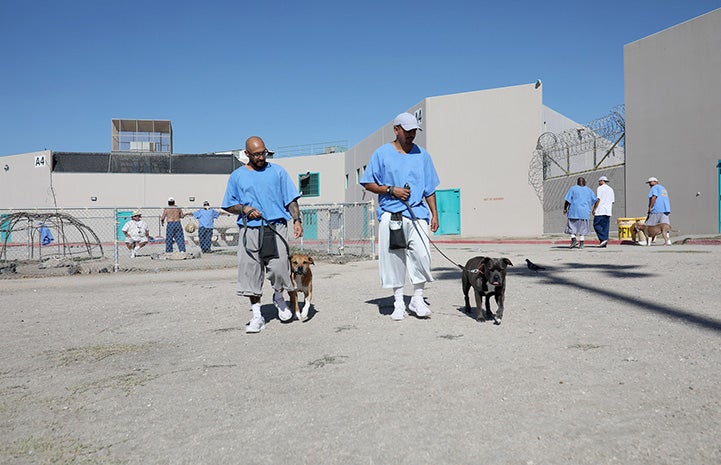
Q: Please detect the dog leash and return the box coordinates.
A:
[240,213,293,260]
[399,196,465,271]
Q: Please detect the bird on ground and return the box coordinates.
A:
[526,259,546,272]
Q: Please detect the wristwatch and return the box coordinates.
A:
[386,186,394,197]
[293,218,302,224]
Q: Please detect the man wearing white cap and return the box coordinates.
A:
[645,177,671,241]
[592,176,615,247]
[122,210,150,258]
[360,112,440,321]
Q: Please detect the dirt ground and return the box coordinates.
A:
[1,240,720,464]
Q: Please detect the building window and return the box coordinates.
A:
[112,119,172,153]
[299,172,320,197]
[345,174,349,189]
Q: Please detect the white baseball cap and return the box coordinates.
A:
[168,197,175,202]
[598,176,609,182]
[393,112,422,131]
[646,177,658,183]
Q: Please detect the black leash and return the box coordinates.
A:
[399,197,465,271]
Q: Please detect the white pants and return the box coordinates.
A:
[378,211,433,288]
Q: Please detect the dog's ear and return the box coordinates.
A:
[307,256,314,265]
[503,258,513,267]
[481,257,493,273]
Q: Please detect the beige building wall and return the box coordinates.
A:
[0,151,344,211]
[625,8,721,234]
[270,153,346,205]
[1,150,53,208]
[425,84,544,237]
[48,173,232,209]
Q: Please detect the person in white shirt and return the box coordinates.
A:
[122,210,150,258]
[592,176,615,248]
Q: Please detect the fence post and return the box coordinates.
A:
[113,208,119,272]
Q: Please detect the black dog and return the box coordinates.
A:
[461,256,513,324]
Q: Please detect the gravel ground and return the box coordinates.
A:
[1,241,720,464]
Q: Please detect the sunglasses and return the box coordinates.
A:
[247,149,269,158]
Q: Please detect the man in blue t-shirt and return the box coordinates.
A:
[645,177,671,227]
[563,177,598,249]
[360,112,440,322]
[222,136,304,334]
[192,201,230,253]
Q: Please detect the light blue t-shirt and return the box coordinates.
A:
[360,143,440,221]
[649,183,671,213]
[193,208,219,229]
[564,185,598,219]
[222,163,300,227]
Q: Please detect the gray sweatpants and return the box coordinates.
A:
[236,224,292,297]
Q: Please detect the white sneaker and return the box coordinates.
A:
[665,240,672,246]
[391,301,407,321]
[409,296,431,318]
[129,249,135,258]
[246,315,266,333]
[273,291,292,322]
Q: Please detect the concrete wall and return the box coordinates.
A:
[0,151,345,211]
[425,84,544,237]
[1,150,53,208]
[271,153,346,205]
[50,173,231,209]
[624,7,721,234]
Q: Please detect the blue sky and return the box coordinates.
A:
[1,0,719,156]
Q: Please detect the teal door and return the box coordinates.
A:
[435,188,461,235]
[0,214,11,243]
[117,211,133,240]
[302,210,318,240]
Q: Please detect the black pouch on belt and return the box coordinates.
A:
[259,225,279,259]
[388,212,407,250]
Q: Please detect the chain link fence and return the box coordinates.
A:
[0,202,375,276]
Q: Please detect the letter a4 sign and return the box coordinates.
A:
[34,155,46,167]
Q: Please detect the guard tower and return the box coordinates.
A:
[111,119,173,153]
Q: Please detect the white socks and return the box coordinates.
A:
[393,287,404,304]
[251,303,261,318]
[413,283,424,299]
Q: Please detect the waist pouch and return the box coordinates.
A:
[259,226,279,259]
[388,212,407,250]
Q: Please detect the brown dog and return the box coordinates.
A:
[632,220,672,246]
[289,254,314,321]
